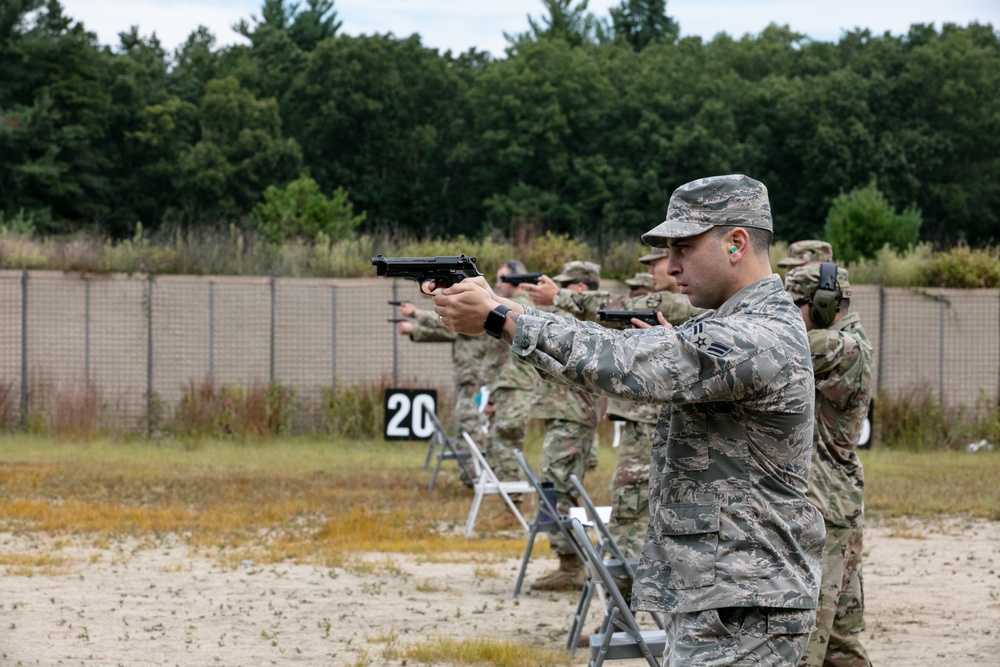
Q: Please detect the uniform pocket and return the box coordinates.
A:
[645,502,720,589]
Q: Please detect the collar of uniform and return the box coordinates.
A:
[714,274,786,319]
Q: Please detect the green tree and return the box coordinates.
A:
[507,0,602,49]
[0,0,112,232]
[251,175,364,242]
[172,76,302,225]
[283,34,478,237]
[606,0,678,51]
[824,181,922,264]
[467,38,617,239]
[98,27,186,237]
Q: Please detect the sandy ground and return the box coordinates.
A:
[1,516,998,667]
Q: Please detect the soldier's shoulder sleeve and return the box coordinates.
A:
[410,311,457,342]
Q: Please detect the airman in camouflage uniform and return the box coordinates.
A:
[432,174,825,666]
[530,260,602,591]
[778,240,833,269]
[785,264,874,667]
[603,246,703,560]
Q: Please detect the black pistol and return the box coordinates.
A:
[372,254,483,294]
[500,272,544,286]
[597,308,661,326]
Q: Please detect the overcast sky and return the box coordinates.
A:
[57,0,999,57]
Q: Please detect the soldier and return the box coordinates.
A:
[434,174,824,666]
[479,260,539,490]
[778,240,833,269]
[604,246,702,563]
[624,271,654,296]
[522,262,609,320]
[527,260,603,591]
[396,301,488,482]
[785,264,874,667]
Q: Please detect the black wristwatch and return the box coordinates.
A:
[484,304,512,339]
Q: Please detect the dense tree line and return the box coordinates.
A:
[1,0,998,247]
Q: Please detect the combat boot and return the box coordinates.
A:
[530,553,586,592]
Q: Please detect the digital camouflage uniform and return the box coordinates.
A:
[601,290,703,558]
[411,311,489,439]
[514,175,825,665]
[480,292,539,482]
[786,265,874,667]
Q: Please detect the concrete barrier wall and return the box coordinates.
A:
[1,271,997,433]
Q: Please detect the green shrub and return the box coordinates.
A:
[846,243,934,287]
[824,181,922,264]
[102,223,179,274]
[251,176,365,243]
[174,380,296,441]
[875,385,1000,451]
[322,384,384,440]
[922,245,1000,288]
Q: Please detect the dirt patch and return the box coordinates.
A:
[1,516,998,666]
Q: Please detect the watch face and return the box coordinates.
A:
[484,306,508,338]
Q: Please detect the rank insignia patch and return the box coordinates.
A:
[689,322,732,357]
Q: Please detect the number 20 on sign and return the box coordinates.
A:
[383,389,437,441]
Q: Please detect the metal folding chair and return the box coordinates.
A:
[423,411,473,493]
[569,519,666,667]
[511,448,586,598]
[567,473,663,653]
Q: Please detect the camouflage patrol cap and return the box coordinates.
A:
[625,272,654,289]
[641,174,773,246]
[777,240,834,268]
[637,246,668,264]
[784,263,852,301]
[552,260,601,285]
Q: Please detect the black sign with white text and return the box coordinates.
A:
[383,389,437,441]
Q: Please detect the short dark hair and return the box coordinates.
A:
[503,259,527,273]
[712,226,772,256]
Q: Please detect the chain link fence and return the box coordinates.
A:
[1,271,998,434]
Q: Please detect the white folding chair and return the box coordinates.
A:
[569,519,666,667]
[462,432,535,537]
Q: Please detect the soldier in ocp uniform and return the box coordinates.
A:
[433,174,825,666]
[778,240,834,270]
[527,260,603,591]
[397,302,488,483]
[479,260,539,493]
[624,271,654,296]
[785,264,874,667]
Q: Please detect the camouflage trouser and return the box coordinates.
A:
[798,524,871,667]
[665,607,815,667]
[485,387,533,483]
[454,381,487,440]
[608,420,655,559]
[539,418,596,555]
